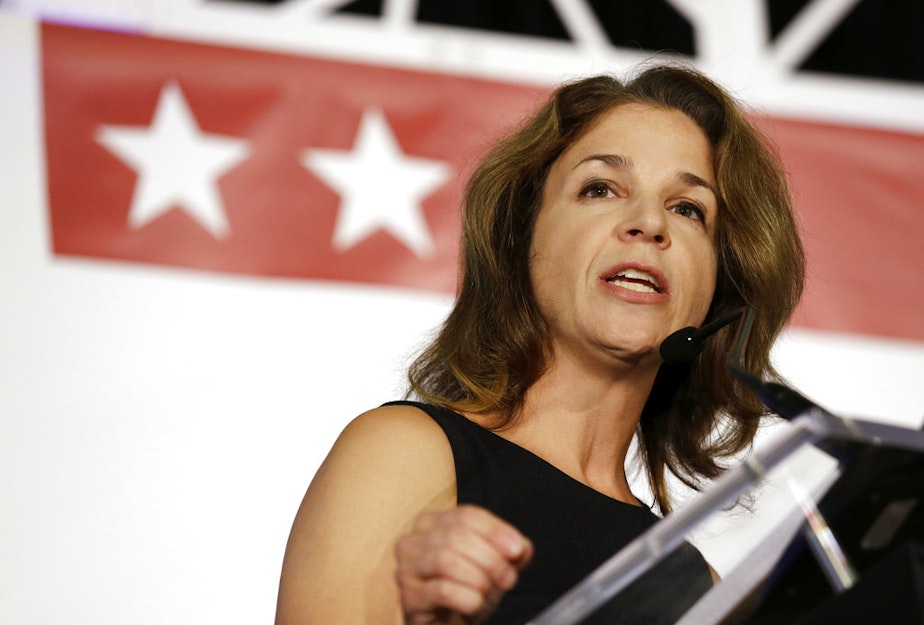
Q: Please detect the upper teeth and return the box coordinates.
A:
[610,268,660,292]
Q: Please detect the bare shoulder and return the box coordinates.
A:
[323,404,455,489]
[339,402,453,455]
[276,403,456,624]
[310,402,456,509]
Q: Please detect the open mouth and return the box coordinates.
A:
[605,268,663,294]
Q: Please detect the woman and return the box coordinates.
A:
[275,64,804,624]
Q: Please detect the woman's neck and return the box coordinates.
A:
[486,352,660,504]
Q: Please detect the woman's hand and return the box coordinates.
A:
[395,505,533,625]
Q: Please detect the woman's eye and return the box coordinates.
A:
[672,201,705,223]
[580,181,614,199]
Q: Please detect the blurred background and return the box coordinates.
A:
[1,1,922,623]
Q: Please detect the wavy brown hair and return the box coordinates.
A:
[407,64,805,513]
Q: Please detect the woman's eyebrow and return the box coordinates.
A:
[572,153,633,171]
[676,171,717,197]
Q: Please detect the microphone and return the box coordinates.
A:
[659,308,745,364]
[659,305,823,421]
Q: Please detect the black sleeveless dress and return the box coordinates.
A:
[387,401,713,624]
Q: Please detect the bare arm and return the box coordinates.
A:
[275,404,532,625]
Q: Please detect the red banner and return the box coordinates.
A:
[42,22,924,341]
[757,116,924,341]
[42,22,545,293]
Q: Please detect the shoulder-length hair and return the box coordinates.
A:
[407,64,805,513]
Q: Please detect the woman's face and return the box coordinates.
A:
[530,102,719,368]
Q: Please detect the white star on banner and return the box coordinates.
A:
[96,81,249,238]
[303,108,451,258]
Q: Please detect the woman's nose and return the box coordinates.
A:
[616,200,670,246]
